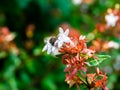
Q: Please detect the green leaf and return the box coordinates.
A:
[0,51,7,58]
[85,55,111,67]
[77,71,87,85]
[8,76,18,90]
[42,74,57,90]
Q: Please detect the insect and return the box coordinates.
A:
[49,37,58,46]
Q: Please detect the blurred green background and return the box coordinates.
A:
[0,0,120,90]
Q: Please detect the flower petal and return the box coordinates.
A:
[42,44,48,52]
[52,46,56,52]
[47,46,52,54]
[58,40,63,48]
[52,48,61,55]
[64,29,69,36]
[59,27,64,34]
[63,37,71,42]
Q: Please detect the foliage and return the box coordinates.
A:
[0,0,120,90]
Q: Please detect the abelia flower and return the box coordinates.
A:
[59,35,86,54]
[81,48,95,58]
[55,27,74,48]
[94,75,107,90]
[59,23,80,39]
[72,0,82,5]
[0,27,17,51]
[107,41,119,49]
[5,33,15,42]
[92,39,120,53]
[65,74,83,88]
[42,27,108,90]
[96,23,106,33]
[79,35,86,40]
[86,73,96,85]
[42,36,60,55]
[86,69,108,90]
[0,27,15,43]
[59,42,85,54]
[105,13,119,27]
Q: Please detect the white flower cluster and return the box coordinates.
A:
[42,27,73,55]
[55,27,72,48]
[105,13,119,27]
[108,41,119,49]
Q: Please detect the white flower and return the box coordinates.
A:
[79,35,86,40]
[72,0,82,5]
[55,27,74,48]
[105,13,119,27]
[5,33,16,42]
[42,37,60,55]
[108,41,119,49]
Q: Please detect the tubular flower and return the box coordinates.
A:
[42,27,74,55]
[95,6,120,38]
[59,35,86,54]
[65,74,83,88]
[55,27,74,48]
[42,36,60,55]
[0,27,16,51]
[92,39,120,52]
[42,27,109,89]
[0,27,15,43]
[86,68,108,90]
[105,13,118,27]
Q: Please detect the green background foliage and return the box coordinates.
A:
[0,0,120,90]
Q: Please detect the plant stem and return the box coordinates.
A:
[76,83,80,90]
[79,76,92,90]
